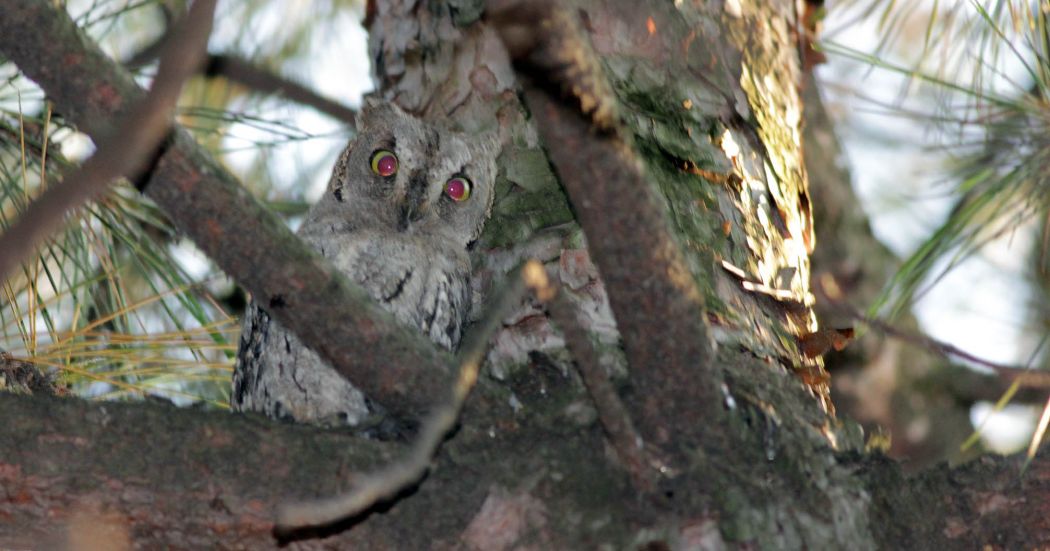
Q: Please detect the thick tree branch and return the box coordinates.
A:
[1,388,1047,548]
[862,450,1050,547]
[524,85,721,449]
[0,0,451,419]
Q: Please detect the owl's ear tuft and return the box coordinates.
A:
[357,98,411,133]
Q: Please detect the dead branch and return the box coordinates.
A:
[0,0,217,283]
[202,54,358,125]
[0,0,453,419]
[127,37,358,125]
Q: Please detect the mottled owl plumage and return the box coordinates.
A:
[232,102,498,426]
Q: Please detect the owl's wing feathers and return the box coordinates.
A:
[231,222,470,425]
[232,302,373,425]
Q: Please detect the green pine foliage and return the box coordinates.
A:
[823,0,1050,458]
[824,0,1050,321]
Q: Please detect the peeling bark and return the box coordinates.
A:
[801,73,985,468]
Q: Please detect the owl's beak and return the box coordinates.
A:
[398,174,429,231]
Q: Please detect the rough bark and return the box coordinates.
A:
[1,363,1046,549]
[521,84,722,449]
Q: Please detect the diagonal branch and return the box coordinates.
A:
[530,262,661,491]
[489,2,724,450]
[123,9,357,126]
[816,281,1050,389]
[275,261,536,533]
[0,0,451,419]
[0,0,217,284]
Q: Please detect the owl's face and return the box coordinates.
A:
[325,102,498,247]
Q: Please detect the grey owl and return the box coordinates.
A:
[232,102,498,426]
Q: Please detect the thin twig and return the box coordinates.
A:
[525,262,664,490]
[816,280,1050,388]
[274,261,537,533]
[0,0,218,284]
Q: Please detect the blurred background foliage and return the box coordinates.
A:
[820,0,1050,457]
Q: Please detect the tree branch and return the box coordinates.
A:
[0,0,217,283]
[202,54,357,125]
[531,262,661,491]
[128,39,358,125]
[0,0,451,419]
[862,449,1050,547]
[124,9,358,126]
[817,281,1050,390]
[490,2,724,451]
[1,390,1047,547]
[918,362,1050,405]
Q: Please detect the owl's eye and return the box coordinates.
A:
[370,150,398,177]
[444,176,472,202]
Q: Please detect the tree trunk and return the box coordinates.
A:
[0,0,1047,548]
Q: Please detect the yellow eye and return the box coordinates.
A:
[370,150,398,176]
[444,176,471,202]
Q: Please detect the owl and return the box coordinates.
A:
[232,102,498,427]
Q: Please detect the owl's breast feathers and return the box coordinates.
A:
[300,218,472,351]
[348,236,471,351]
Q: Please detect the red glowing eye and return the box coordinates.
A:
[444,177,472,202]
[370,150,398,177]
